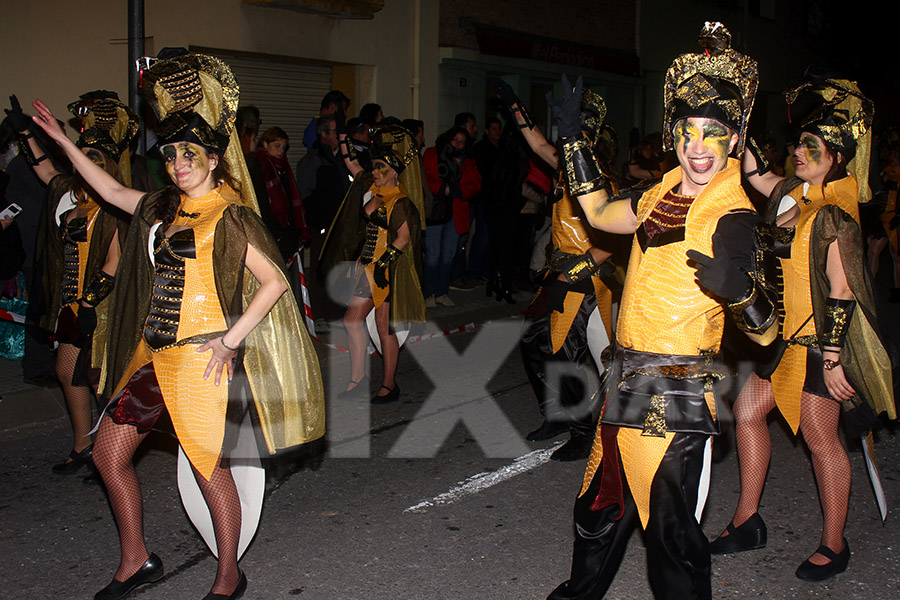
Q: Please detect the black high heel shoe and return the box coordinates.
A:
[203,570,247,600]
[709,513,767,554]
[371,384,400,404]
[94,553,164,600]
[795,539,850,581]
[52,444,93,475]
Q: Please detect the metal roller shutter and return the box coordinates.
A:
[212,53,333,166]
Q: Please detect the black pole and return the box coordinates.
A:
[128,0,145,153]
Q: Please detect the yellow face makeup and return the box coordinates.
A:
[161,141,215,195]
[673,117,736,196]
[793,132,833,186]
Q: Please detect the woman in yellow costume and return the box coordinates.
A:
[711,73,895,581]
[7,92,137,476]
[322,123,425,403]
[30,51,324,600]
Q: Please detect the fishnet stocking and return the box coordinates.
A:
[56,342,94,453]
[191,459,242,595]
[93,416,150,581]
[799,391,849,564]
[731,373,775,527]
[729,373,849,564]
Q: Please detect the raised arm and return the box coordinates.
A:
[490,78,558,169]
[5,95,60,185]
[338,133,364,177]
[549,75,638,234]
[742,139,785,199]
[30,100,144,215]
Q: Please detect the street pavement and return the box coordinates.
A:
[1,284,898,599]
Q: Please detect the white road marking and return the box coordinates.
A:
[403,441,566,514]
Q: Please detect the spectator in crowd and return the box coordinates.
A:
[359,103,384,127]
[296,115,352,325]
[469,117,503,284]
[422,126,481,307]
[303,90,350,152]
[248,127,310,262]
[236,105,261,158]
[454,112,478,143]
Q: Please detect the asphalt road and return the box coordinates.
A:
[1,291,898,599]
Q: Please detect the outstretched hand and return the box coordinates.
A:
[547,74,582,139]
[686,232,751,302]
[30,99,70,146]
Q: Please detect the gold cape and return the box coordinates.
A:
[766,176,896,433]
[100,189,325,475]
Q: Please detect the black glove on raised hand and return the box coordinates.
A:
[744,137,770,177]
[686,233,752,303]
[334,102,347,135]
[489,77,519,107]
[5,95,31,133]
[547,74,582,139]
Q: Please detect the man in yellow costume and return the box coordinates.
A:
[546,23,777,600]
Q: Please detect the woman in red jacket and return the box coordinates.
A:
[422,127,481,307]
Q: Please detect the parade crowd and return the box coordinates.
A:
[0,20,897,600]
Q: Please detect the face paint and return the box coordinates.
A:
[793,132,833,186]
[160,142,215,196]
[673,117,736,196]
[83,148,107,168]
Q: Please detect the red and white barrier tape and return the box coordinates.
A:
[312,322,476,354]
[0,308,26,324]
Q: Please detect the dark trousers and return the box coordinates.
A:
[548,429,712,600]
[520,284,598,437]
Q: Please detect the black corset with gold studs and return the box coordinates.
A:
[144,229,196,350]
[60,216,88,307]
[360,204,388,265]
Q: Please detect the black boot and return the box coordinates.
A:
[551,433,592,461]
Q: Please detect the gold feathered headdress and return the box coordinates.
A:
[663,21,758,154]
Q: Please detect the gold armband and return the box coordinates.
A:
[820,298,856,349]
[81,271,116,307]
[562,136,607,196]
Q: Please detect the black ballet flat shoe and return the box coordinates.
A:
[52,445,93,475]
[550,434,592,461]
[709,513,767,555]
[526,421,569,442]
[94,553,164,600]
[795,540,850,581]
[203,571,247,600]
[337,376,369,399]
[371,384,400,404]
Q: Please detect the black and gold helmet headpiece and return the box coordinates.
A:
[786,74,874,202]
[138,49,258,211]
[68,91,139,162]
[663,21,758,154]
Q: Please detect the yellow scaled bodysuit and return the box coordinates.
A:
[549,186,614,350]
[582,159,755,527]
[105,184,325,480]
[770,177,859,433]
